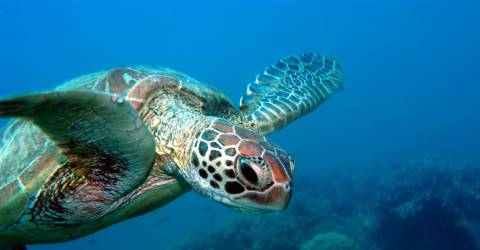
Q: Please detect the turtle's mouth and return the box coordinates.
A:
[221,184,292,214]
[191,177,290,214]
[219,197,273,214]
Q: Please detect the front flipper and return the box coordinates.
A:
[0,91,155,213]
[240,53,343,134]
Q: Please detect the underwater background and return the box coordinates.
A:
[0,0,479,249]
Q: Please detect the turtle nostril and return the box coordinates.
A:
[240,162,258,184]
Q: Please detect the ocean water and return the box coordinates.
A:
[0,0,479,249]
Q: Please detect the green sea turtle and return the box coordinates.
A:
[0,53,342,249]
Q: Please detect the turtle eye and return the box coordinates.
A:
[239,161,258,184]
[236,157,272,189]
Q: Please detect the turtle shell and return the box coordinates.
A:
[57,66,235,114]
[0,120,62,225]
[0,66,235,226]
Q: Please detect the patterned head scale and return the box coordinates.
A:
[189,119,294,213]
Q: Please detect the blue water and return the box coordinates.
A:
[0,0,479,249]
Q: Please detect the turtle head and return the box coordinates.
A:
[187,119,294,213]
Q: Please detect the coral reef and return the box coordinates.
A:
[171,174,377,250]
[300,232,362,250]
[172,157,480,250]
[374,157,480,250]
[378,157,480,219]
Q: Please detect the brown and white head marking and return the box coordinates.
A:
[187,119,294,213]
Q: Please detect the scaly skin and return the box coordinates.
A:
[140,88,212,168]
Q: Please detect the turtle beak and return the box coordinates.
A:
[239,183,292,212]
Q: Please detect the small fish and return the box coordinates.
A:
[202,205,213,212]
[154,216,170,227]
[208,215,216,221]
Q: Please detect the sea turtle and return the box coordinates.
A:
[0,53,342,249]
